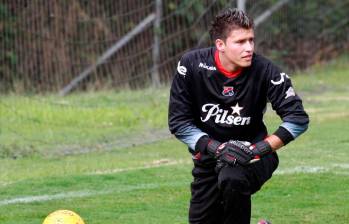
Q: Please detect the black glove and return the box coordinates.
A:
[249,140,273,157]
[207,140,255,166]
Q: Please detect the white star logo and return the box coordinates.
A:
[231,103,243,116]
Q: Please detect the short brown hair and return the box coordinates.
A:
[209,8,254,41]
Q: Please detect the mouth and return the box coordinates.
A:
[242,54,253,60]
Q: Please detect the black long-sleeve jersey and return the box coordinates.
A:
[168,47,309,144]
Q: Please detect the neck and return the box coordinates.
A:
[218,51,240,72]
[214,50,242,79]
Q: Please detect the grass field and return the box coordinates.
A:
[0,55,348,223]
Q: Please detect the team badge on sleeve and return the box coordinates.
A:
[222,86,235,96]
[271,72,289,85]
[177,61,187,76]
[285,87,296,99]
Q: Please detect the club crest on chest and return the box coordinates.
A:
[222,86,235,96]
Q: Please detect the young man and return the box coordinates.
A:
[168,8,309,224]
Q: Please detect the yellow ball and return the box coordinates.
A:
[43,210,85,224]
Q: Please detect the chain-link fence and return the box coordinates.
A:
[0,0,348,93]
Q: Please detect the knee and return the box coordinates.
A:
[218,165,251,195]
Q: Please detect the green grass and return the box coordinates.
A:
[0,55,349,223]
[292,54,349,93]
[0,87,169,158]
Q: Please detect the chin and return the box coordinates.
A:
[240,61,252,67]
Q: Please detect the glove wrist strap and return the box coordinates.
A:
[195,136,222,156]
[195,135,210,153]
[254,140,272,156]
[207,139,221,156]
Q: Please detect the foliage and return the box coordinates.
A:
[0,1,348,93]
[255,0,349,70]
[0,3,17,92]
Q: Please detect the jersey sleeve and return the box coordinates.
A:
[168,54,207,151]
[266,63,309,126]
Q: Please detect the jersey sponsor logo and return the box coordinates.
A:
[200,103,251,126]
[198,62,216,71]
[285,87,296,99]
[231,103,243,115]
[177,61,187,76]
[271,72,290,85]
[222,86,235,96]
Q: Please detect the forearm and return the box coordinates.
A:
[249,121,307,158]
[264,135,284,151]
[266,121,309,151]
[174,124,208,152]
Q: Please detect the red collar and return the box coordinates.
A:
[214,50,242,78]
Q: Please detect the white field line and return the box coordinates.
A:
[0,181,186,206]
[0,159,191,187]
[0,191,100,206]
[88,159,349,176]
[275,164,349,175]
[0,161,348,206]
[274,166,329,175]
[332,163,349,169]
[87,158,192,175]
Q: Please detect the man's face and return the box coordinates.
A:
[216,28,254,69]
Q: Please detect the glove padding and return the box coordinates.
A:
[207,140,255,166]
[220,140,255,166]
[249,140,273,157]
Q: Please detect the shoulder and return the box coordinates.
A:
[251,53,276,69]
[179,47,215,76]
[250,53,283,77]
[181,47,215,63]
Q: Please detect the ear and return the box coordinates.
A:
[215,39,225,52]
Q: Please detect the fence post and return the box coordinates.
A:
[254,0,292,26]
[237,0,246,12]
[59,14,155,96]
[151,0,162,88]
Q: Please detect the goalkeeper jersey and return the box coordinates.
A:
[168,47,309,149]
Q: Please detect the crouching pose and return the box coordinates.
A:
[168,8,309,224]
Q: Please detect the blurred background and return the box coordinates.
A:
[0,0,348,93]
[0,0,348,157]
[0,1,349,223]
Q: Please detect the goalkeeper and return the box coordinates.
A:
[168,8,309,224]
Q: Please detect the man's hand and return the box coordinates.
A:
[222,140,255,165]
[207,140,255,166]
[249,140,273,157]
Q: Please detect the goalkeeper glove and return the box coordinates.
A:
[206,139,255,166]
[249,140,273,158]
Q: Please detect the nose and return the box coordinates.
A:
[245,41,254,52]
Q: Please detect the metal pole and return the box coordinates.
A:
[237,0,246,12]
[151,0,162,87]
[59,14,156,96]
[254,0,292,26]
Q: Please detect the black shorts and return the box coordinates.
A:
[189,152,279,224]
